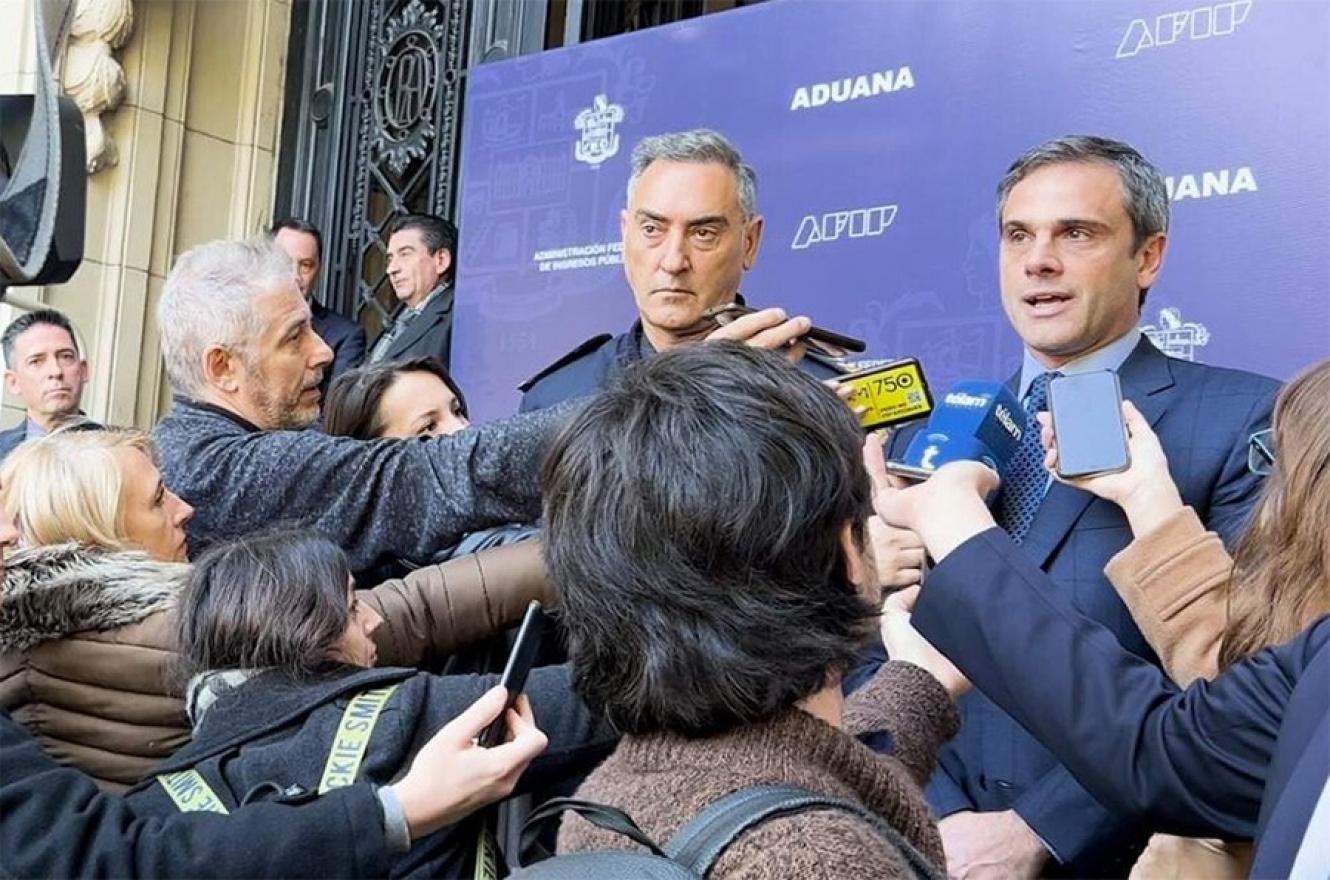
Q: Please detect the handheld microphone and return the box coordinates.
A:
[889,381,1028,481]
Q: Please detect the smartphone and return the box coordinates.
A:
[477,600,545,748]
[883,460,935,482]
[834,358,933,430]
[1047,371,1130,478]
[703,303,867,354]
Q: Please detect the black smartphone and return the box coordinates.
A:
[477,600,545,748]
[1048,371,1130,478]
[703,303,867,354]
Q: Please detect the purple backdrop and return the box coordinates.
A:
[454,0,1330,422]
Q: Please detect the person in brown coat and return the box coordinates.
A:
[541,343,963,878]
[0,427,555,790]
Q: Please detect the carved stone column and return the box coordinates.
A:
[60,0,133,173]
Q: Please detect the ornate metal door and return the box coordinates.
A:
[278,0,468,336]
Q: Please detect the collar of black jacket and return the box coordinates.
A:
[172,396,264,433]
[139,664,414,784]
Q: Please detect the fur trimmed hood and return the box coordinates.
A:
[0,543,190,653]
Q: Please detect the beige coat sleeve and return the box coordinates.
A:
[360,539,556,668]
[1103,506,1233,686]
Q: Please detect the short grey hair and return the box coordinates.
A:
[627,129,758,219]
[997,135,1169,252]
[159,238,296,398]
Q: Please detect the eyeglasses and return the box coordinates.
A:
[1247,428,1275,476]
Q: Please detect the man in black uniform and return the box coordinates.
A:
[519,129,841,412]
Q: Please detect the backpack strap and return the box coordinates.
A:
[663,784,942,880]
[518,796,668,864]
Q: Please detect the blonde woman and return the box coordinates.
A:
[0,428,194,791]
[0,428,556,791]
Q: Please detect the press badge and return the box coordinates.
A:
[835,358,933,431]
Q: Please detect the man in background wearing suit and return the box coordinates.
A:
[873,135,1280,878]
[0,309,89,462]
[271,218,366,399]
[368,213,456,369]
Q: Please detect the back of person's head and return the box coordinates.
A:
[1223,358,1330,666]
[542,342,875,737]
[323,357,468,440]
[387,214,457,280]
[0,426,150,550]
[178,527,351,679]
[2,308,80,369]
[158,237,296,398]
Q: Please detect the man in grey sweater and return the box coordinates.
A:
[152,238,560,573]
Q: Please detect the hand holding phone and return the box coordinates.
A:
[703,302,867,354]
[1039,399,1184,536]
[477,600,544,748]
[1047,371,1130,478]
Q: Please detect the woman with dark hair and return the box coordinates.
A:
[323,357,469,440]
[324,357,539,564]
[542,343,961,878]
[123,528,613,878]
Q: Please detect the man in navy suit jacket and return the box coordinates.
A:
[873,461,1329,880]
[272,218,367,399]
[867,136,1280,878]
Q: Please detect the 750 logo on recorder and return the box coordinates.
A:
[834,359,933,431]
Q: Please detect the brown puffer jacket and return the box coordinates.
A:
[0,539,555,792]
[0,545,190,793]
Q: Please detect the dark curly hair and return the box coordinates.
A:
[541,342,875,737]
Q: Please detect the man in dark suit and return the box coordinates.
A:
[271,218,366,398]
[867,136,1280,878]
[518,129,841,413]
[1,308,90,462]
[368,214,456,369]
[873,461,1330,880]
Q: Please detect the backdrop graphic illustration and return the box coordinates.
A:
[454,0,1329,421]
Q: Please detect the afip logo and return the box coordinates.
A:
[1116,0,1252,59]
[1142,307,1211,361]
[792,204,898,250]
[573,94,624,167]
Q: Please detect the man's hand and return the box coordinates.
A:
[864,433,999,561]
[881,586,970,698]
[868,515,926,591]
[938,810,1050,880]
[1039,400,1183,536]
[390,686,547,840]
[705,306,812,363]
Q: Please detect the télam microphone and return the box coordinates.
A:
[888,381,1028,481]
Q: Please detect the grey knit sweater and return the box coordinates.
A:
[153,398,565,571]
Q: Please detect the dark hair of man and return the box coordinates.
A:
[541,342,876,737]
[996,135,1169,309]
[321,356,468,440]
[387,213,458,282]
[269,217,323,260]
[177,527,352,680]
[2,308,79,368]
